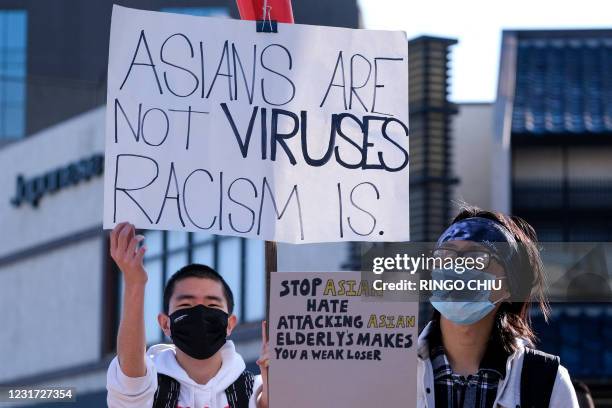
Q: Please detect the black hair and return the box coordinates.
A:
[572,380,591,395]
[163,263,235,315]
[433,204,550,353]
[573,381,595,408]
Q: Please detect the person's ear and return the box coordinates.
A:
[226,314,238,337]
[158,313,172,338]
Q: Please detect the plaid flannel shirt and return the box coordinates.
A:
[428,321,510,408]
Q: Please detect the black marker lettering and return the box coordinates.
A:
[113,154,159,223]
[140,108,169,147]
[232,43,257,104]
[301,111,335,166]
[333,113,366,169]
[260,107,268,160]
[120,30,163,94]
[206,40,233,100]
[156,162,185,226]
[271,108,299,165]
[361,116,385,170]
[260,44,295,106]
[160,33,199,97]
[182,169,216,230]
[347,182,380,236]
[227,177,257,233]
[114,98,141,143]
[320,51,347,110]
[168,106,209,150]
[257,177,304,240]
[379,117,409,172]
[349,54,372,111]
[371,57,404,116]
[199,41,206,98]
[221,103,258,158]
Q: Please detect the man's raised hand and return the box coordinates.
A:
[111,222,149,378]
[110,222,147,286]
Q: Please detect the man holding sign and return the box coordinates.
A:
[106,223,269,408]
[104,4,410,407]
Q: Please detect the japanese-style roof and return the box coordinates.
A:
[508,30,612,135]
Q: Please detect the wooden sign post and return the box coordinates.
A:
[236,0,295,330]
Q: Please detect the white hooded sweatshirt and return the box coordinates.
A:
[107,341,262,408]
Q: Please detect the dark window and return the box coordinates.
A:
[532,303,612,379]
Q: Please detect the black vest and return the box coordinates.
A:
[520,347,560,408]
[153,370,255,408]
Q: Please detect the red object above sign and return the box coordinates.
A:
[235,0,294,23]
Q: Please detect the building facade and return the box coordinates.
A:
[488,29,612,405]
[506,30,612,405]
[0,1,360,406]
[0,0,361,143]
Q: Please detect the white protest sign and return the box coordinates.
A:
[269,272,418,407]
[104,6,409,243]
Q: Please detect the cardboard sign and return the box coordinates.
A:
[104,6,409,243]
[269,272,418,407]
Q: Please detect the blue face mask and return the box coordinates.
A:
[429,268,507,325]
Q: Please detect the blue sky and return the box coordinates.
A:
[359,0,612,102]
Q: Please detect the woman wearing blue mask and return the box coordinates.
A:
[416,206,579,408]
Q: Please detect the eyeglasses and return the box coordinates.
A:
[431,247,500,270]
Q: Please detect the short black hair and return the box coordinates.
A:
[163,263,234,315]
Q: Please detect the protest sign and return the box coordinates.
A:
[269,272,418,407]
[104,6,409,243]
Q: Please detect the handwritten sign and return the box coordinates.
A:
[269,272,418,407]
[104,6,409,243]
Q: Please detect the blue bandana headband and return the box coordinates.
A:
[436,216,520,294]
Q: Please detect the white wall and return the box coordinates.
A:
[0,108,105,258]
[451,103,494,211]
[0,108,106,382]
[0,238,104,382]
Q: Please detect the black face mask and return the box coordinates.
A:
[169,304,229,360]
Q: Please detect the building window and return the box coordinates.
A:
[120,231,265,345]
[0,10,27,140]
[162,7,229,18]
